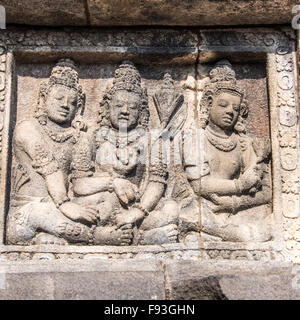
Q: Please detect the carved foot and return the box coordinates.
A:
[32,233,68,245]
[215,223,272,242]
[139,224,179,245]
[240,223,272,242]
[93,224,134,246]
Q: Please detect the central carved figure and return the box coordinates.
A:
[71,61,179,245]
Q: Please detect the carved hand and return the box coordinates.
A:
[116,207,144,227]
[113,178,138,206]
[59,202,99,225]
[238,167,262,192]
[210,195,234,214]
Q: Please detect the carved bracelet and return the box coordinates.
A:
[132,203,150,217]
[108,177,114,193]
[234,179,243,195]
[55,196,70,209]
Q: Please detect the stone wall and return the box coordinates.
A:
[0,2,299,300]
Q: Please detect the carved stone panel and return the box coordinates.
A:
[0,27,298,262]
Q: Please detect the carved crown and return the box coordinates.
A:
[112,61,143,95]
[48,58,80,91]
[199,60,248,131]
[98,61,149,129]
[209,60,244,97]
[35,59,86,125]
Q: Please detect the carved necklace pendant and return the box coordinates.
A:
[116,147,129,165]
[42,123,77,143]
[205,126,237,152]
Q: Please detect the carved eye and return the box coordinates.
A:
[70,98,77,106]
[233,104,239,111]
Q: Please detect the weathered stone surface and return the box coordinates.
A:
[0,27,297,260]
[0,26,297,300]
[2,260,300,300]
[165,261,300,300]
[1,1,298,27]
[0,260,165,300]
[88,0,298,26]
[2,0,87,26]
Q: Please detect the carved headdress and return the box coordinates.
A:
[98,61,149,129]
[35,59,85,126]
[199,60,248,133]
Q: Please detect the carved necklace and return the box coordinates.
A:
[98,127,145,149]
[41,123,79,143]
[205,126,237,152]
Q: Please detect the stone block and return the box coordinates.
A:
[0,1,298,27]
[0,260,165,300]
[2,0,87,26]
[87,0,296,26]
[164,260,296,300]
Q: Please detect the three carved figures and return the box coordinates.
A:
[6,59,272,246]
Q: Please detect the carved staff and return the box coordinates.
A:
[153,73,187,140]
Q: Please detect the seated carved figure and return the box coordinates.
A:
[6,59,99,245]
[71,61,179,245]
[183,60,272,242]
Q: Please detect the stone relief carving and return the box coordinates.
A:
[0,28,296,262]
[71,61,180,246]
[273,44,300,261]
[182,60,272,242]
[5,57,276,247]
[0,45,6,178]
[7,59,94,245]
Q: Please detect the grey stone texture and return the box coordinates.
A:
[1,0,298,27]
[0,260,165,300]
[0,259,300,300]
[165,260,300,300]
[0,25,298,299]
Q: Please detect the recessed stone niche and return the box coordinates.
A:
[0,27,298,266]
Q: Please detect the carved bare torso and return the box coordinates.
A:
[12,118,77,198]
[205,139,243,180]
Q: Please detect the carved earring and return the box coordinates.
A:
[34,82,48,125]
[234,115,246,133]
[72,112,86,131]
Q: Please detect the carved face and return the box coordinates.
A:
[45,84,78,125]
[209,91,241,131]
[109,90,140,131]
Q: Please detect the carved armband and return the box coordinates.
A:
[107,177,114,193]
[70,139,95,180]
[31,143,60,177]
[149,163,168,184]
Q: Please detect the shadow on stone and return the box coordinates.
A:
[170,276,228,300]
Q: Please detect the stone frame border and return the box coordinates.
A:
[0,27,298,262]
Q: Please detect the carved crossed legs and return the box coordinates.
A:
[6,199,93,245]
[72,191,134,245]
[137,199,179,245]
[72,193,180,245]
[200,199,272,242]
